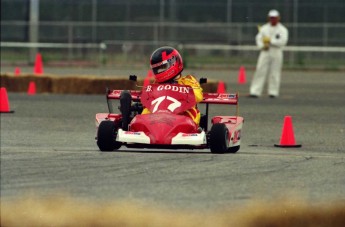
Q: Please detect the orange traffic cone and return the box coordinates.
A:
[34,53,44,75]
[0,87,15,113]
[14,67,21,76]
[143,69,155,87]
[274,116,302,148]
[143,77,150,87]
[217,81,226,93]
[238,66,246,84]
[147,69,154,78]
[27,81,36,95]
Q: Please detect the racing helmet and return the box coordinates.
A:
[150,46,184,83]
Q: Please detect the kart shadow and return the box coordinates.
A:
[115,149,216,155]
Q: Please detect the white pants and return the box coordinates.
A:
[250,48,283,97]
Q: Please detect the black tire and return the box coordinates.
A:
[120,90,132,131]
[97,120,122,152]
[228,145,240,153]
[209,123,229,154]
[199,114,207,131]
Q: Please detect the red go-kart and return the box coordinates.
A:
[95,76,244,153]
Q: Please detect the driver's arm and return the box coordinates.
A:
[178,75,203,103]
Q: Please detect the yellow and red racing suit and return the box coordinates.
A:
[141,74,203,125]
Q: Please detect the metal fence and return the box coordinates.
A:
[2,21,345,69]
[1,0,345,69]
[2,21,345,46]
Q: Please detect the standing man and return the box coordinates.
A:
[249,9,289,98]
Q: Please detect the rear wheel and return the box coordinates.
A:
[97,120,122,152]
[209,123,229,154]
[120,90,132,131]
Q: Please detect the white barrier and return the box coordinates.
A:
[2,42,345,53]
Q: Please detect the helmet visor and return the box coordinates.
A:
[151,57,176,74]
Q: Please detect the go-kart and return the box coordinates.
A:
[95,75,244,153]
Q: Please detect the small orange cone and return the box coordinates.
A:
[0,87,14,113]
[217,81,226,93]
[147,69,154,78]
[27,81,36,95]
[14,67,21,76]
[142,70,154,87]
[34,53,44,75]
[143,77,150,87]
[274,116,302,148]
[238,66,246,84]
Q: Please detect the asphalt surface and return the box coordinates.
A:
[1,69,345,210]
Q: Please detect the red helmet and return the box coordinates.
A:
[150,46,184,83]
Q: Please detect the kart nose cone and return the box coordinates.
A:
[131,112,198,144]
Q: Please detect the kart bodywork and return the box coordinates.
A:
[95,76,244,153]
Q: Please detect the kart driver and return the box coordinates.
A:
[142,46,203,126]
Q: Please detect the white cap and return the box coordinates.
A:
[268,9,280,17]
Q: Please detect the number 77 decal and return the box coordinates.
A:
[151,96,181,113]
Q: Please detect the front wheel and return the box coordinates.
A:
[209,123,229,154]
[97,120,122,152]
